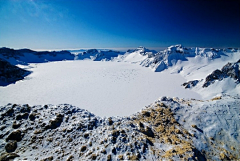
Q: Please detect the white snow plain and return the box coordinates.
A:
[0,60,201,117]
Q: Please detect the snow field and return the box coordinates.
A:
[0,60,201,117]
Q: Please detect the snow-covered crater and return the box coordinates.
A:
[0,60,200,117]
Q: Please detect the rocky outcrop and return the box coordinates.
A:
[182,80,199,89]
[0,59,31,86]
[203,59,240,87]
[0,103,205,160]
[1,97,238,160]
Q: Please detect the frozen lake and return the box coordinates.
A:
[0,61,201,116]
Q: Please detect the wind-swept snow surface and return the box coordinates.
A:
[0,61,200,117]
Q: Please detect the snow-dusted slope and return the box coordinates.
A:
[181,59,240,99]
[113,45,239,73]
[0,95,239,160]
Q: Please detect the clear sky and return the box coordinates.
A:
[0,0,239,50]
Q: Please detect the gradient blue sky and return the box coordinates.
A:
[0,0,239,50]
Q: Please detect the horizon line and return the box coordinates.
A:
[1,45,239,52]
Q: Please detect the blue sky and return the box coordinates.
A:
[0,0,239,50]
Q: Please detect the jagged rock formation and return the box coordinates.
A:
[0,59,31,86]
[76,49,123,61]
[203,59,240,87]
[182,80,200,89]
[0,95,239,160]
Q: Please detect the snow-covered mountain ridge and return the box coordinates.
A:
[1,45,239,70]
[112,45,239,72]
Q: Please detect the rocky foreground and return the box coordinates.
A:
[0,95,239,161]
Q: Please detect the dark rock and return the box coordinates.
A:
[110,137,117,144]
[20,104,31,113]
[90,154,97,160]
[29,113,37,121]
[0,126,7,131]
[182,80,199,89]
[107,118,113,125]
[142,111,150,117]
[0,58,31,86]
[139,122,144,128]
[12,122,21,129]
[15,114,22,120]
[111,130,120,138]
[0,152,20,161]
[112,147,117,155]
[203,59,240,87]
[41,156,53,161]
[45,114,64,129]
[87,119,97,130]
[15,113,28,120]
[5,141,17,153]
[22,113,29,119]
[140,126,154,138]
[2,108,14,117]
[80,146,87,152]
[6,130,23,142]
[203,70,222,87]
[83,133,89,139]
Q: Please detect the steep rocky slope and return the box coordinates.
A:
[182,59,240,89]
[203,59,240,87]
[0,59,31,86]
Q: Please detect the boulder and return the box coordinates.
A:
[6,130,23,142]
[5,141,17,153]
[45,114,64,129]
